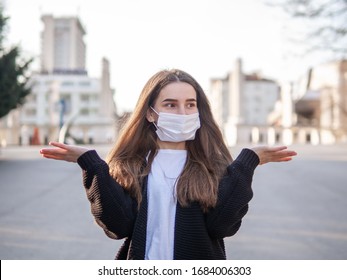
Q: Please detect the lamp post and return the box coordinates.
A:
[59,99,66,129]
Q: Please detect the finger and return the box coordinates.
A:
[40,153,63,160]
[41,152,75,162]
[40,147,63,154]
[40,148,68,158]
[278,157,293,162]
[266,151,296,162]
[40,147,58,153]
[270,146,288,152]
[278,150,297,158]
[49,141,69,150]
[277,151,297,161]
[285,152,297,158]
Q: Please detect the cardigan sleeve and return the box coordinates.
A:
[205,148,259,239]
[77,150,136,240]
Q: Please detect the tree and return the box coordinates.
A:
[0,5,32,119]
[267,0,347,56]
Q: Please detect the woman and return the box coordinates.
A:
[40,69,297,260]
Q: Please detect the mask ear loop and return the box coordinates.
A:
[150,107,159,130]
[150,106,159,115]
[152,122,159,130]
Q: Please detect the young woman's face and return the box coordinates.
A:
[146,81,200,149]
[152,82,198,116]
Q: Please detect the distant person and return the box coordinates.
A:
[40,69,297,260]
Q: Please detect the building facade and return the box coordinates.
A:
[0,15,117,146]
[210,59,279,146]
[41,15,86,74]
[210,59,347,146]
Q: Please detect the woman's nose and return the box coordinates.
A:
[177,105,187,115]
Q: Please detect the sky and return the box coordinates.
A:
[2,0,329,113]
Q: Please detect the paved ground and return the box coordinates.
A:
[0,144,346,260]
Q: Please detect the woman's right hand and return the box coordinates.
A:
[40,141,90,163]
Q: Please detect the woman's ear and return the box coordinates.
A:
[146,108,155,122]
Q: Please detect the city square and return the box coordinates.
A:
[0,143,346,260]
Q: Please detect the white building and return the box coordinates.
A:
[0,15,117,146]
[21,59,116,145]
[210,59,279,146]
[267,82,295,145]
[41,15,86,74]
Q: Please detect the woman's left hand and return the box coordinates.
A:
[251,146,297,165]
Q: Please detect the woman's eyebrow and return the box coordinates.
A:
[161,98,178,103]
[161,98,197,103]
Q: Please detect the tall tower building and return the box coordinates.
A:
[1,14,118,146]
[41,15,86,74]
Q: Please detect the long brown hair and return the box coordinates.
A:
[106,69,232,212]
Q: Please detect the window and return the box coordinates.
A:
[80,95,89,102]
[79,81,91,86]
[62,81,74,86]
[80,108,89,116]
[26,108,36,116]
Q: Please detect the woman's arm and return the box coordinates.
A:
[205,148,258,238]
[40,142,136,239]
[206,146,297,239]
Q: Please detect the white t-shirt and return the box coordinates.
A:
[145,149,187,260]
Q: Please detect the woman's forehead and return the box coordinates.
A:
[157,82,196,101]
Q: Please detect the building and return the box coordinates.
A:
[210,58,279,146]
[0,15,117,146]
[267,59,347,145]
[41,15,86,74]
[210,58,347,147]
[294,60,347,144]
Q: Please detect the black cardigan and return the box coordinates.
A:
[77,148,259,260]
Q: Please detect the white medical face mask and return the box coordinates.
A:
[151,107,201,142]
